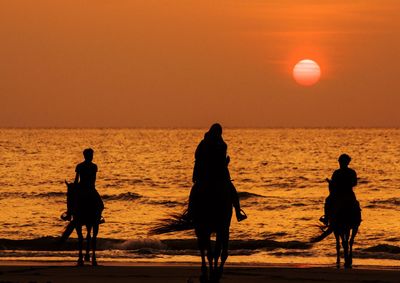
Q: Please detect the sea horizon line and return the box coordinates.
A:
[0,126,399,130]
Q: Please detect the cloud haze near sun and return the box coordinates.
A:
[0,0,399,127]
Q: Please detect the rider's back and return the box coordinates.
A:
[76,161,97,189]
[194,138,228,184]
[331,167,357,198]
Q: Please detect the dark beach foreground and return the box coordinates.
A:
[0,262,399,283]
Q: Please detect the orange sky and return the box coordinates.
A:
[1,0,399,127]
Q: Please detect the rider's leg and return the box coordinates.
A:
[230,182,247,221]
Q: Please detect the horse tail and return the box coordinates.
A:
[310,226,334,243]
[149,210,194,235]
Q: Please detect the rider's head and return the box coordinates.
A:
[338,153,351,168]
[208,123,223,140]
[83,148,94,162]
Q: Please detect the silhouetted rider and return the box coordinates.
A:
[75,148,97,189]
[332,154,357,190]
[71,148,104,219]
[191,123,247,222]
[322,154,360,225]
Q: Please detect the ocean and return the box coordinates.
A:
[0,128,399,266]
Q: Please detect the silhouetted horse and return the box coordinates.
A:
[311,196,361,269]
[64,181,104,266]
[150,181,233,282]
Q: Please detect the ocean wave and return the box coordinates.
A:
[0,237,310,252]
[2,238,400,261]
[271,250,314,257]
[264,204,291,210]
[0,191,65,200]
[0,191,142,201]
[36,192,66,198]
[145,200,185,207]
[263,202,310,210]
[366,198,400,209]
[102,192,142,201]
[341,244,400,261]
[237,192,265,200]
[362,244,400,254]
[259,232,288,239]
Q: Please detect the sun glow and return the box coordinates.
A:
[293,59,321,86]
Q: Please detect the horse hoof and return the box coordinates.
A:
[344,263,352,269]
[84,254,90,262]
[77,259,84,267]
[92,260,98,266]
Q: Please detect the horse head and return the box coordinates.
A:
[65,180,77,190]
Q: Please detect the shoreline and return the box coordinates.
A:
[1,253,400,268]
[0,262,399,283]
[0,260,399,270]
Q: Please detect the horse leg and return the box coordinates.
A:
[211,232,223,282]
[342,231,350,269]
[196,232,208,283]
[348,227,358,268]
[199,248,208,283]
[76,225,84,266]
[85,225,92,262]
[91,223,99,266]
[334,231,340,268]
[218,229,230,281]
[206,234,214,280]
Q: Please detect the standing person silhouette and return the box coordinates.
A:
[322,154,360,226]
[191,123,247,222]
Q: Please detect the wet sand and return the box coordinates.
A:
[0,262,399,283]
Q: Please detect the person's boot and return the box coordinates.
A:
[319,215,329,226]
[235,208,247,222]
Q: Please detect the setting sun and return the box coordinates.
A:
[293,59,321,86]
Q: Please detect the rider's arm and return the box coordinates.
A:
[330,170,337,183]
[74,164,80,184]
[352,170,358,187]
[192,143,203,183]
[93,164,97,184]
[74,172,79,184]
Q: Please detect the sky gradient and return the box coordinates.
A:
[1,0,399,127]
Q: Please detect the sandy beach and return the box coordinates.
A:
[0,262,399,283]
